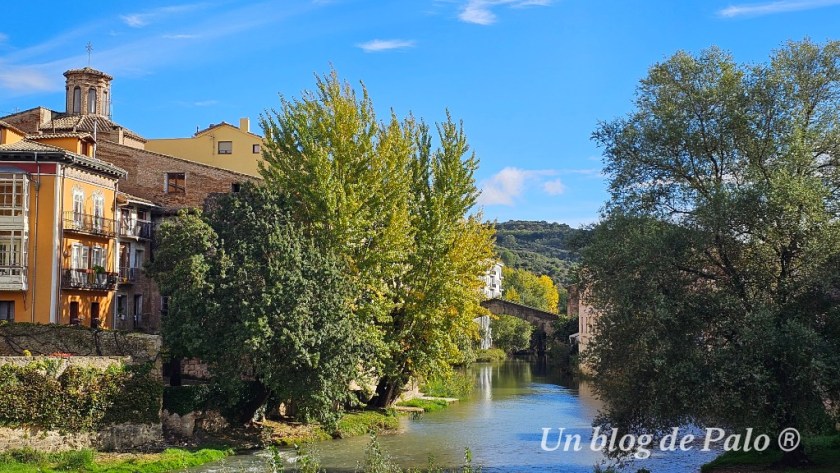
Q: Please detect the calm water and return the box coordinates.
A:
[192,360,718,472]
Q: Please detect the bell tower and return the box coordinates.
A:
[64,68,113,118]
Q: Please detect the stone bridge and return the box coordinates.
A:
[480,298,560,354]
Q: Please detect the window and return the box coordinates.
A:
[231,183,241,193]
[92,193,105,232]
[90,302,100,328]
[133,295,143,324]
[252,144,261,154]
[72,189,85,227]
[218,141,232,154]
[165,173,185,194]
[87,88,97,114]
[72,87,81,114]
[0,173,28,218]
[0,301,13,322]
[134,248,144,269]
[103,91,109,117]
[69,301,80,325]
[71,244,90,270]
[0,231,26,272]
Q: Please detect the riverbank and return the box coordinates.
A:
[0,447,231,472]
[701,434,840,473]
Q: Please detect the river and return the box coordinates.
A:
[191,360,718,472]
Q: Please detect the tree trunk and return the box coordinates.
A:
[772,444,812,468]
[239,382,271,425]
[369,376,404,408]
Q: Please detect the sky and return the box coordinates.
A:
[1,1,838,227]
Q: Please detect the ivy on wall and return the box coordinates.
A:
[0,360,161,431]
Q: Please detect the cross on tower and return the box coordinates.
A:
[86,42,93,66]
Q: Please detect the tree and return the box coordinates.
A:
[148,184,364,426]
[502,267,561,313]
[491,314,533,353]
[584,40,840,465]
[260,70,495,407]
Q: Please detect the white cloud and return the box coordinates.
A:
[120,3,207,28]
[718,0,840,17]
[478,167,555,206]
[458,0,551,25]
[162,34,199,40]
[0,68,55,92]
[543,178,566,195]
[192,99,218,106]
[357,39,416,53]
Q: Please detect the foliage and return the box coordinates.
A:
[490,314,533,353]
[335,410,399,437]
[396,398,450,412]
[495,220,588,285]
[473,348,507,363]
[421,372,474,399]
[0,361,160,431]
[162,384,210,416]
[584,39,840,461]
[501,267,562,313]
[0,447,231,473]
[259,69,495,406]
[148,184,365,426]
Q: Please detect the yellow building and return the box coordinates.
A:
[0,122,127,327]
[145,119,263,176]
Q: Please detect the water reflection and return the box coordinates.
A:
[192,360,718,472]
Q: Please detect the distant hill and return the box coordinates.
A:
[494,220,589,285]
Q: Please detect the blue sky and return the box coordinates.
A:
[1,0,838,227]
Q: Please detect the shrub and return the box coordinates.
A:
[490,314,532,353]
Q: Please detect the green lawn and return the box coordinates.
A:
[701,435,840,473]
[0,448,231,473]
[396,398,450,412]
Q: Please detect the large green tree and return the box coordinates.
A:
[148,184,364,426]
[260,71,494,406]
[502,266,562,313]
[584,40,840,465]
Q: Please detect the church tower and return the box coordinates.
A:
[64,68,112,118]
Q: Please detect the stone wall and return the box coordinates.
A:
[181,358,212,380]
[0,424,163,452]
[0,323,161,366]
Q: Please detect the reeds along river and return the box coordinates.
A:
[191,360,719,472]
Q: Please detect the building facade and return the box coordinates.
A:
[146,119,264,177]
[0,123,126,327]
[0,66,258,332]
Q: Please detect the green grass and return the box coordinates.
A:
[335,410,400,438]
[701,434,840,473]
[422,372,474,399]
[396,398,450,412]
[474,348,507,363]
[0,447,231,473]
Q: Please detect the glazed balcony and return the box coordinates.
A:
[61,268,118,291]
[64,212,116,238]
[0,267,27,291]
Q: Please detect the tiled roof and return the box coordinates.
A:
[28,132,94,141]
[117,191,160,208]
[64,67,113,80]
[0,120,26,136]
[42,115,146,142]
[0,140,127,178]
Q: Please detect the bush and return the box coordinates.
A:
[474,348,507,363]
[490,314,533,353]
[422,372,474,399]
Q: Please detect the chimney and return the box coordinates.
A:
[239,117,250,133]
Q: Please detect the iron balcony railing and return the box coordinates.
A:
[64,211,116,237]
[117,267,142,284]
[118,219,153,240]
[61,268,118,291]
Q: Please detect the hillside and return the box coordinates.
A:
[494,220,588,285]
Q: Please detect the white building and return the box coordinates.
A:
[476,262,504,349]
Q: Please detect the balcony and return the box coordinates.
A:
[0,266,27,291]
[61,268,118,291]
[117,267,142,284]
[118,219,153,240]
[64,212,116,237]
